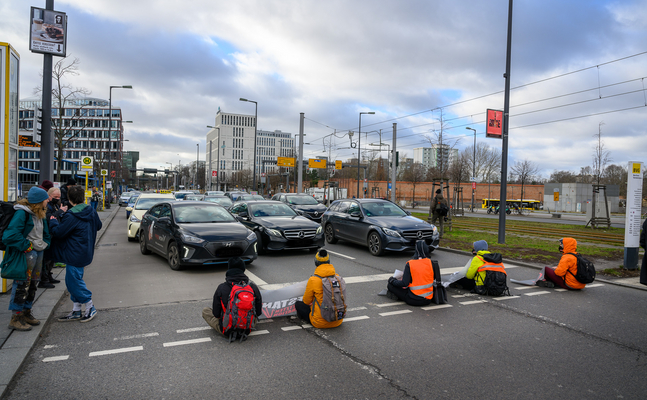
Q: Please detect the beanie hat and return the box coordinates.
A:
[473,240,488,252]
[227,256,246,272]
[40,180,54,191]
[28,187,49,204]
[435,189,442,194]
[315,249,329,266]
[66,178,77,186]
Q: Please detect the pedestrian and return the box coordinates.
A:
[640,217,646,286]
[385,241,436,306]
[536,238,586,290]
[60,178,76,208]
[294,249,346,328]
[430,189,448,238]
[2,187,51,331]
[90,187,101,210]
[50,185,103,322]
[38,187,67,288]
[202,257,262,337]
[39,179,54,192]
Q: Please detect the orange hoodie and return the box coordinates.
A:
[554,237,585,289]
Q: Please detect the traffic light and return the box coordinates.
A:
[390,151,399,168]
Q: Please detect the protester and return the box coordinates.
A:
[202,257,262,336]
[641,217,647,286]
[39,179,54,192]
[536,237,586,290]
[38,187,67,288]
[60,178,76,208]
[50,185,102,322]
[295,249,345,328]
[90,187,101,210]
[385,241,435,306]
[2,187,51,331]
[448,240,492,291]
[430,189,448,238]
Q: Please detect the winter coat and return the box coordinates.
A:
[554,237,585,289]
[48,203,102,268]
[431,194,448,216]
[390,258,435,304]
[0,209,51,279]
[303,263,344,329]
[465,250,493,288]
[212,268,263,323]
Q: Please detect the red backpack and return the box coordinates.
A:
[221,282,256,343]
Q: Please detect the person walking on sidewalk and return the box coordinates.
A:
[49,185,103,322]
[2,187,51,331]
[430,189,448,238]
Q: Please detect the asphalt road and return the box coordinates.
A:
[4,208,646,399]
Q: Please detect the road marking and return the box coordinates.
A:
[89,346,144,357]
[451,294,472,298]
[347,306,367,312]
[375,301,406,308]
[344,274,392,284]
[249,330,270,336]
[246,270,268,286]
[421,304,453,310]
[163,338,211,347]
[459,300,487,305]
[176,326,211,333]
[281,326,303,331]
[554,288,567,292]
[327,250,356,260]
[525,291,551,296]
[114,332,159,341]
[586,283,605,288]
[301,324,313,328]
[257,319,274,324]
[343,315,370,322]
[514,286,542,290]
[43,345,58,349]
[43,355,69,362]
[379,309,412,316]
[493,296,521,301]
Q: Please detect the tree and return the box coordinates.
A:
[510,159,540,211]
[592,121,612,186]
[549,170,578,183]
[603,164,627,197]
[401,162,426,203]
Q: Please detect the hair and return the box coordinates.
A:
[47,187,60,196]
[17,198,47,219]
[68,185,85,205]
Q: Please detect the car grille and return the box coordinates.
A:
[306,212,322,220]
[401,229,434,241]
[205,242,245,258]
[283,229,318,240]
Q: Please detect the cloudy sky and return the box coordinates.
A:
[2,0,646,178]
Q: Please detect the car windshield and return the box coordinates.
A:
[173,204,236,223]
[127,195,140,204]
[174,192,190,199]
[121,193,133,198]
[249,203,298,217]
[361,201,407,217]
[135,197,174,210]
[204,196,232,207]
[240,195,264,200]
[286,195,319,205]
[185,195,203,201]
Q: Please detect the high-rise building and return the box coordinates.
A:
[413,145,458,171]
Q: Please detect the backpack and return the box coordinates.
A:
[474,253,510,296]
[431,260,448,304]
[567,253,596,284]
[314,274,347,322]
[0,201,17,251]
[221,281,256,343]
[437,202,450,217]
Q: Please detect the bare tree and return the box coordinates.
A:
[603,164,627,197]
[401,162,426,204]
[510,159,540,211]
[592,121,612,186]
[550,170,578,183]
[578,166,594,183]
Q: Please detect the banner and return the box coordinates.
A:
[259,280,307,319]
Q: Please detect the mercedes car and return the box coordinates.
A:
[273,193,328,223]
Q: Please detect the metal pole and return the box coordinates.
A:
[253,103,257,192]
[208,140,212,190]
[107,87,112,199]
[298,113,304,194]
[196,143,199,190]
[357,114,361,198]
[216,127,220,190]
[39,0,55,184]
[466,127,476,212]
[391,123,397,203]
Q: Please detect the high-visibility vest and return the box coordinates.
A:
[475,256,507,284]
[408,259,435,299]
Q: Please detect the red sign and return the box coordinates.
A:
[212,170,217,177]
[110,171,116,178]
[472,182,476,190]
[486,109,503,139]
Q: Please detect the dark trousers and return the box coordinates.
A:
[295,301,311,324]
[544,267,573,290]
[387,282,433,306]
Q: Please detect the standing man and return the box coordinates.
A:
[430,189,448,238]
[38,187,67,288]
[60,178,76,208]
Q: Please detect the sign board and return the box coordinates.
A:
[486,109,503,139]
[80,156,93,170]
[85,190,91,198]
[308,158,326,169]
[335,160,342,170]
[19,135,40,147]
[553,192,559,201]
[624,161,644,248]
[212,170,217,177]
[277,157,295,167]
[29,7,67,57]
[101,169,108,176]
[261,172,266,177]
[472,182,476,190]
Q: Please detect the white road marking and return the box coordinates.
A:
[493,296,521,301]
[43,345,58,349]
[163,338,211,347]
[42,355,69,362]
[326,250,356,260]
[249,330,270,336]
[375,301,406,308]
[421,304,453,310]
[257,319,274,324]
[459,300,487,305]
[114,332,159,341]
[525,291,551,296]
[301,324,313,328]
[343,315,370,322]
[514,286,542,290]
[451,294,471,298]
[554,288,568,292]
[586,283,605,288]
[246,270,268,286]
[260,282,300,290]
[89,346,144,357]
[281,326,303,331]
[379,309,413,316]
[347,306,367,312]
[344,274,393,284]
[176,326,211,333]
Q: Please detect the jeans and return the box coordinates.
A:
[91,201,98,210]
[9,250,43,312]
[65,265,92,304]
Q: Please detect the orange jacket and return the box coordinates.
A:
[303,263,343,329]
[408,259,435,299]
[554,237,585,289]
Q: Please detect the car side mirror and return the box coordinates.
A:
[158,216,171,224]
[350,211,362,218]
[237,211,249,219]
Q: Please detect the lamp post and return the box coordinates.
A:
[195,143,199,191]
[118,121,133,193]
[466,127,476,212]
[107,85,132,201]
[357,111,375,198]
[165,162,172,189]
[207,125,220,190]
[239,98,258,193]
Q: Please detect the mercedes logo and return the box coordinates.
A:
[416,231,423,239]
[299,231,305,239]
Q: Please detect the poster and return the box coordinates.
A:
[259,280,307,319]
[29,7,67,57]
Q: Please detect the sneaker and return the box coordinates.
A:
[536,280,555,288]
[58,311,82,322]
[8,314,32,331]
[80,307,97,323]
[22,309,41,326]
[38,281,55,289]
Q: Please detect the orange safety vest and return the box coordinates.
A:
[407,259,435,299]
[476,256,507,284]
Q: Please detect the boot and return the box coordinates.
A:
[8,314,32,331]
[38,279,55,289]
[48,271,61,284]
[22,309,41,326]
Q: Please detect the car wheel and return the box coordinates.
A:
[255,231,267,255]
[167,242,183,271]
[325,223,338,244]
[368,231,384,256]
[139,231,151,255]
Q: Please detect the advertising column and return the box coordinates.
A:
[624,161,644,269]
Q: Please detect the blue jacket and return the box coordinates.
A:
[48,204,102,268]
[1,208,51,279]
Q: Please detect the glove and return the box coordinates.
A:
[388,277,397,285]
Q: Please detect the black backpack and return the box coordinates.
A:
[438,203,450,217]
[0,201,17,251]
[567,253,596,284]
[474,253,510,296]
[431,260,448,304]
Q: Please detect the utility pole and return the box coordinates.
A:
[298,112,304,194]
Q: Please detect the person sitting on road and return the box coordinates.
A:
[295,249,345,328]
[385,241,435,306]
[536,237,586,290]
[202,257,262,335]
[449,240,493,291]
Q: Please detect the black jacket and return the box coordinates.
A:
[48,204,102,268]
[212,268,263,321]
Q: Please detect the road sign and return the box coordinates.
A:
[101,169,108,176]
[277,157,295,167]
[308,158,326,169]
[212,170,217,177]
[486,109,503,139]
[261,172,266,177]
[80,156,93,170]
[110,171,116,178]
[470,177,477,182]
[335,160,342,170]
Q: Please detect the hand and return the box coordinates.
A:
[60,206,68,212]
[50,216,56,220]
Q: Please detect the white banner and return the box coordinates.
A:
[259,280,307,319]
[624,161,644,248]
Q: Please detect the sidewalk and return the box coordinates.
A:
[0,204,120,397]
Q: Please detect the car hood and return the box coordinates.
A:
[179,222,252,240]
[254,216,320,230]
[290,204,327,214]
[364,215,434,230]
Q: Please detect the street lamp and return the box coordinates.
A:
[107,85,132,201]
[165,162,172,189]
[357,111,375,198]
[240,98,258,193]
[207,125,220,190]
[466,127,477,212]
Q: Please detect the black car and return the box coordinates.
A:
[204,195,233,208]
[138,201,258,270]
[229,200,324,253]
[321,198,439,256]
[274,193,328,223]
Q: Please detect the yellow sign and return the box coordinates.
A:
[308,158,326,169]
[632,163,641,174]
[160,190,172,194]
[553,192,559,201]
[277,157,295,167]
[101,169,108,176]
[335,160,342,170]
[85,190,92,198]
[81,156,94,170]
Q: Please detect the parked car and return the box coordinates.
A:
[224,191,248,201]
[229,200,324,253]
[173,191,195,200]
[321,198,439,256]
[204,195,233,208]
[138,201,257,270]
[127,193,176,241]
[184,194,205,201]
[205,191,225,196]
[119,192,134,207]
[274,193,328,223]
[125,193,141,219]
[238,194,265,201]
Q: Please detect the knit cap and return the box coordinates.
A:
[28,187,49,204]
[473,240,488,252]
[315,249,329,266]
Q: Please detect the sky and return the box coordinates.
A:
[2,0,646,179]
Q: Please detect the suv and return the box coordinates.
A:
[321,198,439,256]
[274,193,327,223]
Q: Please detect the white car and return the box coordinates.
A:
[127,193,175,241]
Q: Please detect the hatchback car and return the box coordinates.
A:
[204,195,233,208]
[125,193,141,219]
[119,192,134,207]
[138,201,257,270]
[321,198,439,256]
[229,200,324,253]
[127,193,176,241]
[274,193,328,223]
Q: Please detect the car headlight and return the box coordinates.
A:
[130,214,141,223]
[181,232,205,244]
[266,228,283,238]
[316,226,322,234]
[246,231,257,241]
[382,227,401,238]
